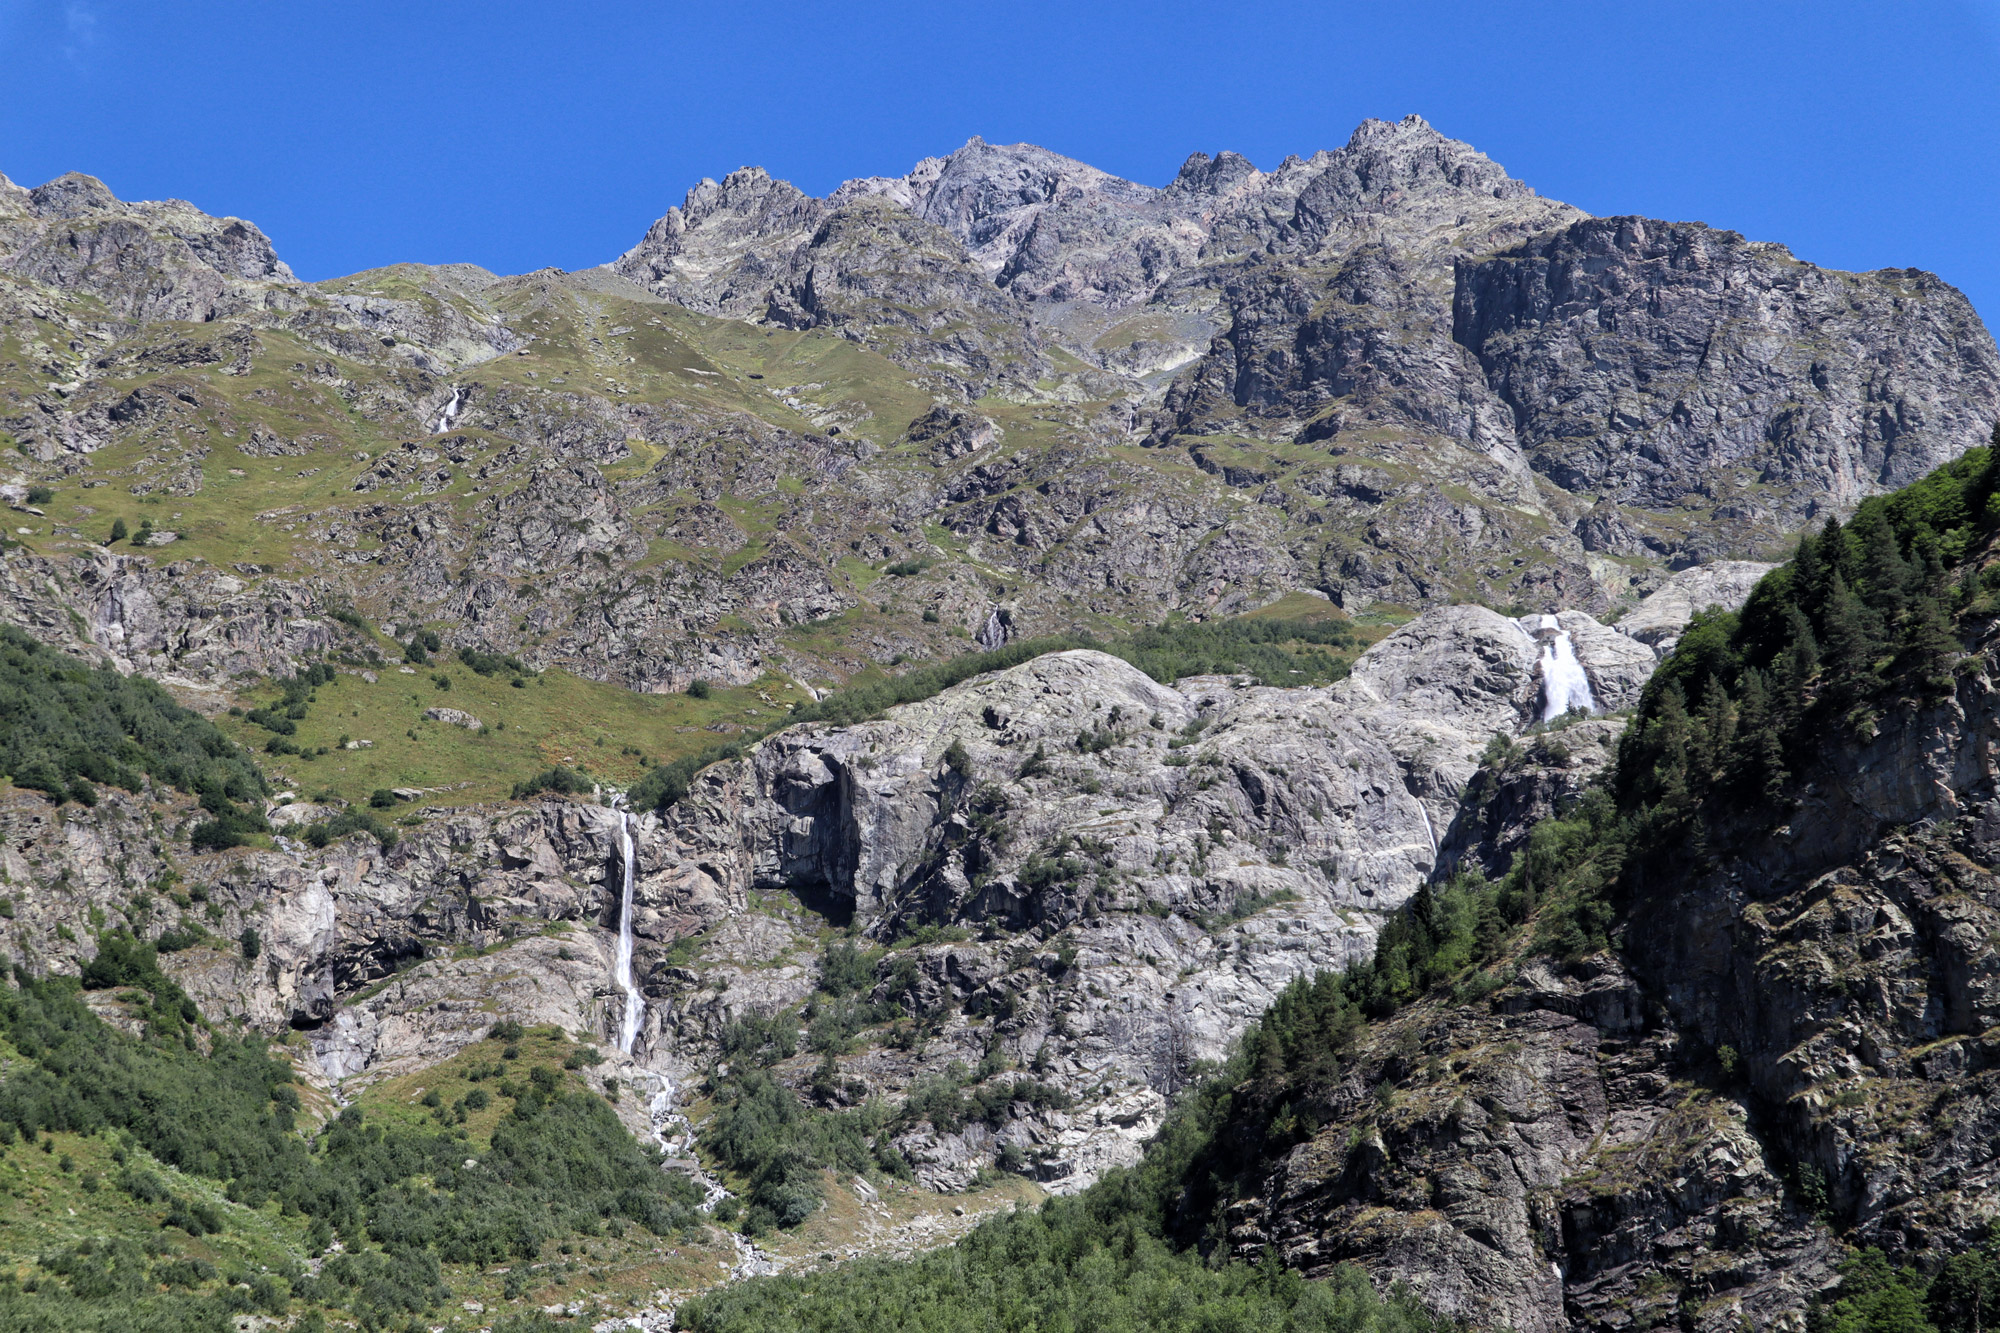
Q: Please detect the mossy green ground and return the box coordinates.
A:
[0,1018,746,1326]
[222,662,803,805]
[0,1128,309,1280]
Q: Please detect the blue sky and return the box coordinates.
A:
[2,1,1996,323]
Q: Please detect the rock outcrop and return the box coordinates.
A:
[1612,559,1775,652]
[1455,217,2000,525]
[1179,597,2000,1333]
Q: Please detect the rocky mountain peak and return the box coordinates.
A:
[680,165,806,220]
[1278,113,1561,255]
[611,117,1575,326]
[0,170,298,321]
[25,170,122,219]
[613,165,824,314]
[1166,149,1261,197]
[909,140,1119,261]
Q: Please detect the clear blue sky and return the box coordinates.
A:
[2,1,1996,323]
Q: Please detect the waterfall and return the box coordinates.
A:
[1539,631,1597,722]
[976,608,1009,651]
[431,386,462,435]
[611,809,644,1054]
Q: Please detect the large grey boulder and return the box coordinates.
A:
[1615,559,1776,653]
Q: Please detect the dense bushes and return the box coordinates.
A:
[1110,612,1355,686]
[626,741,744,811]
[457,645,530,678]
[0,627,262,812]
[511,764,589,799]
[0,975,699,1324]
[702,1068,898,1233]
[401,628,441,664]
[1803,1239,2000,1333]
[679,1191,1452,1333]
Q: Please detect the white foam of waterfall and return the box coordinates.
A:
[431,386,462,435]
[977,609,1008,651]
[612,809,644,1054]
[638,1071,731,1211]
[1539,630,1597,722]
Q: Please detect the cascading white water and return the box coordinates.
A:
[1414,798,1438,861]
[976,609,1008,651]
[431,386,462,435]
[1539,630,1597,722]
[611,809,644,1054]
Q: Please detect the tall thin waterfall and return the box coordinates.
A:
[431,386,463,435]
[1539,631,1597,722]
[611,810,644,1054]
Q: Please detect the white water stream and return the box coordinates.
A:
[431,386,463,435]
[1538,629,1597,722]
[612,809,645,1055]
[976,608,1008,651]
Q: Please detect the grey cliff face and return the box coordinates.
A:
[1180,598,2000,1333]
[1455,216,2000,518]
[0,171,296,325]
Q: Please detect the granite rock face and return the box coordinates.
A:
[606,116,1996,625]
[0,556,1876,1320]
[1455,216,2000,523]
[0,171,295,325]
[1179,607,2000,1333]
[1613,559,1776,653]
[1232,951,1839,1333]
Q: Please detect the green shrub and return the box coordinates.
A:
[817,940,877,997]
[458,645,529,677]
[943,738,973,777]
[301,807,398,851]
[511,765,587,799]
[0,627,262,816]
